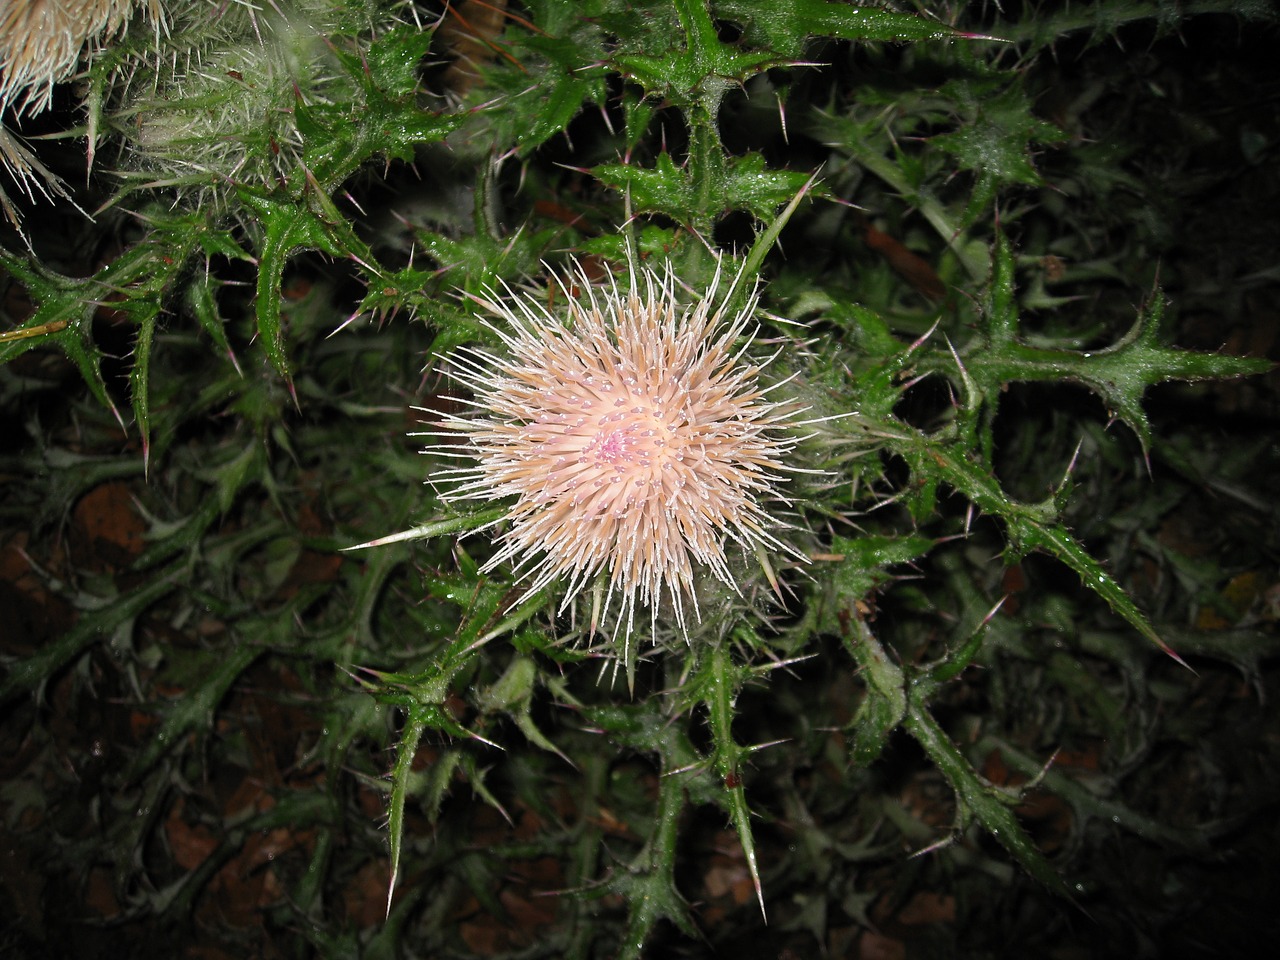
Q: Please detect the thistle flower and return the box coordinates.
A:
[428,260,803,648]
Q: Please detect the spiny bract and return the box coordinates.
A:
[427,259,802,644]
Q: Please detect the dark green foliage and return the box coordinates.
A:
[2,1,1277,957]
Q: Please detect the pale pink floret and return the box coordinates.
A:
[426,260,800,642]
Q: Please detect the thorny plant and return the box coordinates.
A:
[1,1,1277,957]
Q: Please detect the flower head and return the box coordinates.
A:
[0,0,148,118]
[428,259,802,645]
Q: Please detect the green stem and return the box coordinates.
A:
[618,762,687,960]
[565,754,608,960]
[707,642,766,917]
[839,144,988,281]
[688,103,721,237]
[901,689,1074,898]
[673,0,725,237]
[987,0,1268,46]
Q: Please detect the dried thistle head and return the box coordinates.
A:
[426,258,804,654]
[0,0,158,234]
[0,0,152,117]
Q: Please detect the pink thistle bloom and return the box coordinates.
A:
[426,259,803,644]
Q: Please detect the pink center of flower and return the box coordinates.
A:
[595,429,627,463]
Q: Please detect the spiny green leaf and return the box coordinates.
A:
[0,572,181,706]
[983,737,1211,852]
[721,0,970,57]
[386,711,426,916]
[820,298,906,360]
[1008,516,1179,660]
[592,151,696,222]
[296,27,463,186]
[382,698,509,919]
[930,234,1273,457]
[0,252,118,423]
[125,642,260,780]
[476,657,570,763]
[888,425,1183,659]
[468,0,612,153]
[506,38,608,152]
[584,700,705,956]
[829,542,932,764]
[622,88,656,152]
[186,276,238,370]
[720,154,815,221]
[365,24,436,98]
[613,0,777,108]
[418,749,465,825]
[850,674,905,767]
[126,305,159,470]
[594,151,811,232]
[240,191,353,385]
[830,533,937,604]
[903,695,1076,899]
[195,225,254,265]
[838,614,1071,893]
[931,82,1066,188]
[696,644,765,917]
[415,224,560,303]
